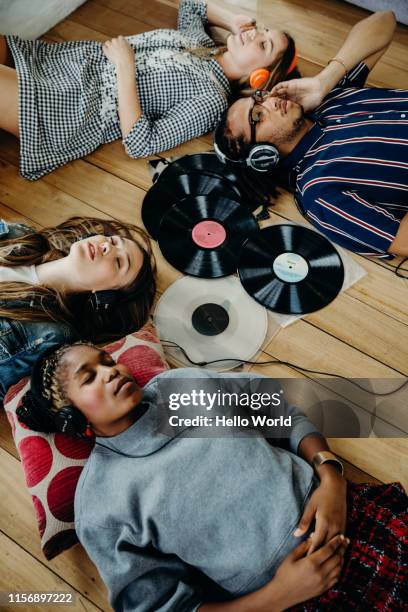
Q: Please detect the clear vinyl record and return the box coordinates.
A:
[153,276,268,370]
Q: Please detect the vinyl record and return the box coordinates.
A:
[160,152,241,188]
[153,276,268,370]
[158,194,259,278]
[238,224,344,314]
[142,171,241,239]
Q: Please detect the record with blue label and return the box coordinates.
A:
[238,224,344,314]
[142,171,242,239]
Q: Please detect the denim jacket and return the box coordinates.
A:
[0,220,75,401]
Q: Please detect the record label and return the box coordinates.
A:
[191,303,230,336]
[192,221,226,249]
[273,252,309,283]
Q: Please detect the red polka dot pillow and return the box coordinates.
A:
[4,321,169,560]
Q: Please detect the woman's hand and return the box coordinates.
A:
[103,35,134,67]
[294,468,347,554]
[271,76,326,113]
[230,15,256,35]
[270,534,349,609]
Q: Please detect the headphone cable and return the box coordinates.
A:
[161,339,408,397]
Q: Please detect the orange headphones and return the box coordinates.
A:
[249,49,298,90]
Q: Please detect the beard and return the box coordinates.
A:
[287,105,306,142]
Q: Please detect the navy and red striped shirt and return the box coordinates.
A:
[283,62,408,257]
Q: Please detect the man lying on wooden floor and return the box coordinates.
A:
[214,11,408,259]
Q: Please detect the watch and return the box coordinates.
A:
[312,451,344,476]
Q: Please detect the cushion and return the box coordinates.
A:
[4,321,169,560]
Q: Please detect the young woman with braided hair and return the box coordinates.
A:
[18,342,408,612]
[0,217,155,402]
[0,0,299,180]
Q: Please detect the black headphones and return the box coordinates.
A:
[213,122,280,173]
[16,344,90,438]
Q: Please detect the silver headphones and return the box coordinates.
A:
[213,133,280,173]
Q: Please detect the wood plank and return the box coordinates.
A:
[328,438,408,491]
[0,535,102,612]
[342,458,381,484]
[0,201,42,228]
[86,142,157,190]
[0,412,19,459]
[95,0,178,30]
[0,448,110,610]
[0,159,111,227]
[86,137,212,186]
[69,0,152,37]
[46,20,108,43]
[260,319,402,379]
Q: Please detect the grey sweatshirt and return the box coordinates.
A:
[75,369,321,612]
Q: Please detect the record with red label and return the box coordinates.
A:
[142,171,241,239]
[238,224,344,314]
[158,194,259,278]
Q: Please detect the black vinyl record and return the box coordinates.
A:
[238,224,344,314]
[142,171,241,239]
[160,153,241,189]
[158,194,259,278]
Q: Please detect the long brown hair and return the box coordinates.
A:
[0,217,156,342]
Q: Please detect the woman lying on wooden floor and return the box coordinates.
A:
[0,0,298,180]
[19,342,408,612]
[0,217,155,402]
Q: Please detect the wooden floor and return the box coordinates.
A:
[0,1,407,610]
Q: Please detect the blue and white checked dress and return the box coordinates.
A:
[6,0,230,180]
[283,62,408,257]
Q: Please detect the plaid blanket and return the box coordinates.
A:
[291,481,408,611]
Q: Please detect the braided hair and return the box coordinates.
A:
[17,342,92,434]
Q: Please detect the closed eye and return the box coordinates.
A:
[110,236,121,269]
[83,372,96,385]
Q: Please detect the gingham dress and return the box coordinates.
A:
[6,0,230,180]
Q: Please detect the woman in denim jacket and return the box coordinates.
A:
[0,217,155,401]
